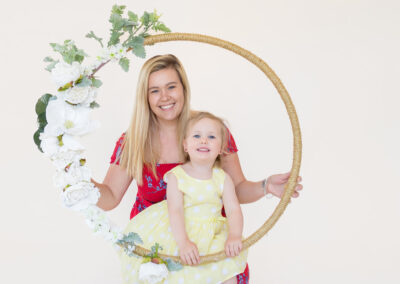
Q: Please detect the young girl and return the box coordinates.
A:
[119,111,247,284]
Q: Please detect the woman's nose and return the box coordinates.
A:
[160,88,169,100]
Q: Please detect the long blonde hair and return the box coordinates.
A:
[120,54,191,184]
[182,111,228,167]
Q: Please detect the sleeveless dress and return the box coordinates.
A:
[119,166,248,283]
[110,131,250,284]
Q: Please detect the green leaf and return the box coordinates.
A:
[91,78,103,88]
[45,60,59,72]
[109,13,124,30]
[76,76,92,87]
[154,23,171,33]
[111,4,126,15]
[165,258,183,271]
[43,56,55,62]
[86,31,104,48]
[119,57,130,72]
[108,30,123,46]
[89,101,100,109]
[35,93,54,115]
[33,128,44,153]
[37,112,47,128]
[128,11,138,22]
[126,36,144,47]
[140,12,150,26]
[131,44,146,58]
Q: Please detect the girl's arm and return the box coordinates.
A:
[92,164,133,211]
[221,153,302,204]
[222,172,244,257]
[166,173,200,266]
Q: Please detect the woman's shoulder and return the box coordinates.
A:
[109,132,126,165]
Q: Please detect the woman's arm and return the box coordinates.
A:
[92,164,133,211]
[222,173,244,257]
[166,173,199,265]
[221,153,302,204]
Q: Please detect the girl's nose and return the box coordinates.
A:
[200,137,208,143]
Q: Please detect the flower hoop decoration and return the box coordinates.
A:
[35,3,302,277]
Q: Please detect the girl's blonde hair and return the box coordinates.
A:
[182,111,228,167]
[120,54,191,184]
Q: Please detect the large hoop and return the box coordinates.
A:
[130,33,302,264]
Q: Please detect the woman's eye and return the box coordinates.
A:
[193,134,201,138]
[168,85,176,90]
[150,89,159,94]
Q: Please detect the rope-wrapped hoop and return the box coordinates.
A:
[131,33,302,264]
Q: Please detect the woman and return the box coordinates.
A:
[93,54,302,284]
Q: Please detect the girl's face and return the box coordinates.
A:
[184,118,223,163]
[147,67,185,123]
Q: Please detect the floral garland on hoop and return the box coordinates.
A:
[34,5,182,282]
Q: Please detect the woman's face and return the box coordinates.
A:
[147,67,185,123]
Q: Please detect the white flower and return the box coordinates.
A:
[53,163,91,189]
[63,86,90,104]
[50,151,85,171]
[97,44,127,62]
[40,129,85,157]
[83,206,123,242]
[139,262,169,284]
[51,61,82,87]
[45,97,99,137]
[61,181,99,211]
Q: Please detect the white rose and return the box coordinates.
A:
[64,86,90,105]
[51,151,85,171]
[61,182,99,211]
[51,61,82,87]
[139,262,169,284]
[53,164,91,189]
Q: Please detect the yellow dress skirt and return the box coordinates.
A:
[119,166,248,284]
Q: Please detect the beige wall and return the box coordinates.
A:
[1,0,399,283]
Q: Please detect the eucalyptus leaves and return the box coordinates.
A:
[34,4,181,277]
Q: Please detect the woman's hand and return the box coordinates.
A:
[267,172,303,198]
[225,235,243,257]
[178,239,200,266]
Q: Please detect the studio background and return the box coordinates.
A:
[1,0,399,283]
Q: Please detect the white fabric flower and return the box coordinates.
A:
[53,163,91,189]
[45,97,99,137]
[50,151,85,171]
[51,61,82,87]
[40,130,85,157]
[97,44,127,62]
[61,181,99,211]
[63,86,90,104]
[139,262,169,284]
[83,206,123,242]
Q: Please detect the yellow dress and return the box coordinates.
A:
[119,166,248,284]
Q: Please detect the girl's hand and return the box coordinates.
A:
[225,235,243,257]
[178,239,200,266]
[267,172,303,199]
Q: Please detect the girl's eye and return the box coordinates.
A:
[193,134,201,138]
[208,135,216,139]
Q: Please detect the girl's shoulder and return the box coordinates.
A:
[163,165,185,182]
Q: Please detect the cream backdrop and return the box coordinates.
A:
[1,0,399,283]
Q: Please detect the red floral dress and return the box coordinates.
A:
[110,131,250,284]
